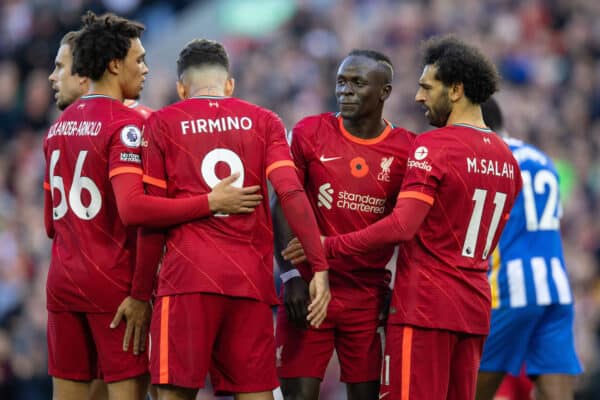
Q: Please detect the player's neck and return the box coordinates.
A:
[342,116,387,140]
[189,85,226,97]
[446,103,486,129]
[87,80,124,103]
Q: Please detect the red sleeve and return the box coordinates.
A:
[43,183,54,238]
[130,180,168,301]
[289,123,309,185]
[107,119,145,180]
[43,139,55,238]
[131,226,165,301]
[111,173,210,227]
[324,197,431,258]
[269,166,328,272]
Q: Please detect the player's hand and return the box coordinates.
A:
[284,277,310,328]
[208,172,263,214]
[307,270,330,328]
[281,237,307,265]
[110,296,151,355]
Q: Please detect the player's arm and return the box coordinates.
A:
[272,125,312,327]
[111,213,165,355]
[266,114,330,327]
[106,117,161,355]
[43,182,54,238]
[43,142,55,238]
[282,196,430,262]
[269,166,330,327]
[284,137,439,261]
[272,194,310,328]
[111,171,262,227]
[110,116,262,228]
[324,196,430,257]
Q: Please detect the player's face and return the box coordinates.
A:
[48,44,87,110]
[335,56,389,121]
[120,38,148,100]
[415,64,452,127]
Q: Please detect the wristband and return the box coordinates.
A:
[280,269,301,283]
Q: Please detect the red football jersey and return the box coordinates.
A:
[142,96,296,304]
[291,113,414,308]
[124,99,153,119]
[389,124,522,334]
[43,94,145,312]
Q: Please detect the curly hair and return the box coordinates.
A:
[348,49,394,82]
[73,11,145,81]
[481,97,504,132]
[421,35,499,104]
[176,39,230,79]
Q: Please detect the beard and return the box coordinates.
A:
[427,92,452,128]
[57,99,68,111]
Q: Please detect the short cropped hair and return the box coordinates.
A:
[347,49,394,82]
[60,30,80,48]
[73,11,145,81]
[177,39,230,79]
[481,97,504,132]
[421,35,499,104]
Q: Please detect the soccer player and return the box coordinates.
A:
[48,31,89,111]
[137,39,330,400]
[44,16,263,400]
[475,97,582,400]
[273,50,414,400]
[283,35,523,399]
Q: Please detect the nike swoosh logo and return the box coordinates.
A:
[320,155,342,162]
[379,392,390,399]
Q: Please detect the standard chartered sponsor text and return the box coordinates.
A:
[337,190,385,214]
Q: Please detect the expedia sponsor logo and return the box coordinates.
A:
[407,158,432,171]
[317,182,385,214]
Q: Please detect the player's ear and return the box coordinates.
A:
[80,76,90,93]
[107,59,121,75]
[380,83,392,102]
[176,80,187,100]
[449,82,463,102]
[225,77,235,96]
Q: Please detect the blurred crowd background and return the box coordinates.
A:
[1,0,599,399]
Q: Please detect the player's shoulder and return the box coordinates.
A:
[389,125,417,143]
[412,127,447,147]
[291,112,337,138]
[224,97,286,128]
[108,98,145,124]
[124,99,154,119]
[225,97,277,115]
[505,136,555,171]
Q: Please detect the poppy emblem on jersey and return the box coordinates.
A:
[120,125,142,148]
[350,157,369,178]
[414,146,428,160]
[377,157,394,182]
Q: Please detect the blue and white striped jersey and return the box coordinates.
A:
[489,137,572,309]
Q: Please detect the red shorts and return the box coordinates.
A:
[380,325,485,400]
[495,369,534,400]
[47,310,148,383]
[275,300,382,383]
[150,293,278,395]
